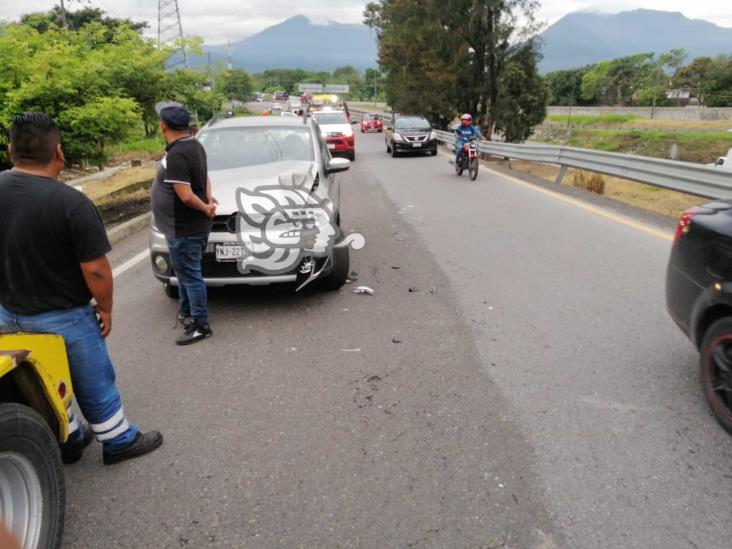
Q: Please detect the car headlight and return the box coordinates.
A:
[393,132,404,142]
[344,128,354,138]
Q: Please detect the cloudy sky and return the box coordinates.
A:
[2,0,729,44]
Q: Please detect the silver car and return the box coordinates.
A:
[149,116,352,297]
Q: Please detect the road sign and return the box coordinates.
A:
[298,83,323,93]
[324,84,350,94]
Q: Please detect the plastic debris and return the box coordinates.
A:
[353,286,374,295]
[342,348,361,353]
[392,338,402,344]
[430,287,437,294]
[408,286,419,293]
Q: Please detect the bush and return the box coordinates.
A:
[571,171,606,194]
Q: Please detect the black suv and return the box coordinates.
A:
[666,200,732,433]
[385,115,437,157]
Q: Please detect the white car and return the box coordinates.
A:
[149,117,352,295]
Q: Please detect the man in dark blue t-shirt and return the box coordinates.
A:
[151,102,216,345]
[0,112,162,465]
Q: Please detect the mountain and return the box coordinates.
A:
[196,15,378,73]
[539,9,732,73]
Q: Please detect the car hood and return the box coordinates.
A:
[210,161,320,215]
[318,123,352,135]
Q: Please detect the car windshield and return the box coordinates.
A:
[313,112,348,125]
[396,117,431,131]
[367,115,380,120]
[197,127,314,170]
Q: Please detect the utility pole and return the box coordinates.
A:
[59,0,67,28]
[157,0,188,68]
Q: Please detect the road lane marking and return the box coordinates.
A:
[437,147,673,242]
[112,249,150,278]
[481,165,674,242]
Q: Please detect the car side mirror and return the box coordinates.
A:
[326,157,350,175]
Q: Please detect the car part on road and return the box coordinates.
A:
[353,286,374,295]
[700,318,732,434]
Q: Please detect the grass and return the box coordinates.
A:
[107,135,165,163]
[535,128,732,164]
[543,114,732,132]
[546,114,640,126]
[503,160,704,218]
[71,165,157,206]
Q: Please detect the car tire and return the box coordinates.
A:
[378,129,383,133]
[391,144,399,158]
[431,149,438,156]
[0,403,65,549]
[349,152,356,162]
[700,317,732,434]
[163,282,179,299]
[317,246,350,291]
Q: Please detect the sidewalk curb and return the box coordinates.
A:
[107,212,151,246]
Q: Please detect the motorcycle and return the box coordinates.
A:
[455,138,479,180]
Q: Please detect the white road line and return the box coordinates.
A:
[112,249,150,278]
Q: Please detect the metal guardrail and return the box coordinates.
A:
[348,109,732,199]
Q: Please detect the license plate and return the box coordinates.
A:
[412,143,422,148]
[215,243,245,261]
[327,143,336,150]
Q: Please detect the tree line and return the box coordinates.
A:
[250,67,386,101]
[546,50,732,108]
[364,0,548,142]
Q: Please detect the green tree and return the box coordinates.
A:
[673,56,715,105]
[545,66,594,106]
[216,68,253,102]
[581,54,654,105]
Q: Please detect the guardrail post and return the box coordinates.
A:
[555,165,568,185]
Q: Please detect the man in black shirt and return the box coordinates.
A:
[151,102,216,345]
[0,113,162,465]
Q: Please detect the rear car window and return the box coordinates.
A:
[313,112,349,125]
[197,127,314,170]
[395,117,431,131]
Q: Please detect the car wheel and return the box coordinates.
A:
[0,403,65,549]
[349,151,356,162]
[317,246,350,291]
[391,144,399,158]
[700,317,732,434]
[431,149,438,156]
[378,129,383,133]
[163,282,179,299]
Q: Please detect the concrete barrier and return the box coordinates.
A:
[547,106,732,121]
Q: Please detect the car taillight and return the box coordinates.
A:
[674,207,703,243]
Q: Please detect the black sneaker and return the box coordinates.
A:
[103,431,163,465]
[175,312,193,329]
[175,323,212,346]
[60,424,94,465]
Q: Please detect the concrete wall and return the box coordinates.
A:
[547,106,732,121]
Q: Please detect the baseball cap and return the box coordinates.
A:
[155,101,191,130]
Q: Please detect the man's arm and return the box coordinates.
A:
[206,176,218,205]
[173,183,216,217]
[80,256,113,338]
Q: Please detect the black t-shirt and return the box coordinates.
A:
[0,170,112,315]
[151,136,212,237]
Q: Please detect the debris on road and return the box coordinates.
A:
[353,286,374,295]
[408,286,419,293]
[392,266,400,270]
[430,287,437,294]
[342,348,362,353]
[392,338,402,344]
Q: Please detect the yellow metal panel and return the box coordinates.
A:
[0,333,74,441]
[0,354,18,378]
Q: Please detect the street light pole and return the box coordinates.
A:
[59,0,67,28]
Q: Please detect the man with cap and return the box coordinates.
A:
[151,102,216,345]
[0,112,163,465]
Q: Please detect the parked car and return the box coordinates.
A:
[361,114,383,133]
[312,110,356,161]
[666,200,732,433]
[385,115,438,157]
[150,117,352,295]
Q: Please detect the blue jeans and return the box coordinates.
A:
[0,304,138,451]
[455,139,467,163]
[166,235,209,325]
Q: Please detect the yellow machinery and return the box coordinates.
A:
[0,333,73,549]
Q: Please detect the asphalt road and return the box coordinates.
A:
[61,130,732,549]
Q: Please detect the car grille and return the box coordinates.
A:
[211,214,239,233]
[404,135,428,143]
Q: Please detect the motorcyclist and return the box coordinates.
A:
[454,113,481,165]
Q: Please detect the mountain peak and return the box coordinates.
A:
[539,9,732,73]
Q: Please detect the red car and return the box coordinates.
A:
[361,114,383,133]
